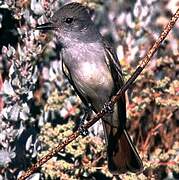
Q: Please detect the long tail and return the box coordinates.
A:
[103,123,143,174]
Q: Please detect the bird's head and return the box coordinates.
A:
[36,3,100,46]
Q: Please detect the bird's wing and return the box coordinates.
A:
[102,40,143,174]
[103,39,124,88]
[103,39,126,129]
[62,59,71,82]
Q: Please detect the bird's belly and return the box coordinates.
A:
[72,61,114,100]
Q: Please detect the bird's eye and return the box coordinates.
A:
[65,17,74,24]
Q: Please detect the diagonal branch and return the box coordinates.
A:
[18,8,179,180]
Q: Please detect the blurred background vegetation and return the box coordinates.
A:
[0,0,178,179]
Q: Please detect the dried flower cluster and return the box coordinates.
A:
[0,0,178,179]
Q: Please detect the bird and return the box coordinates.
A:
[36,2,143,174]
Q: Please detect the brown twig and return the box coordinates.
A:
[141,123,163,153]
[18,8,179,180]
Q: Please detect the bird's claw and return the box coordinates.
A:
[78,107,91,136]
[79,126,89,136]
[103,102,113,114]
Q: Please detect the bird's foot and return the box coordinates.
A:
[79,125,89,136]
[103,102,113,114]
[78,106,92,136]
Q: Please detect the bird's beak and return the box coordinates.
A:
[36,22,57,30]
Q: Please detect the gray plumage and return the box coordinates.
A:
[36,2,143,174]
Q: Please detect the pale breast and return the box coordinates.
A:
[75,61,112,88]
[63,41,114,99]
[72,57,114,102]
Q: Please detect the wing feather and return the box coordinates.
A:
[103,39,127,129]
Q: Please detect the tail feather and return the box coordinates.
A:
[103,123,143,174]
